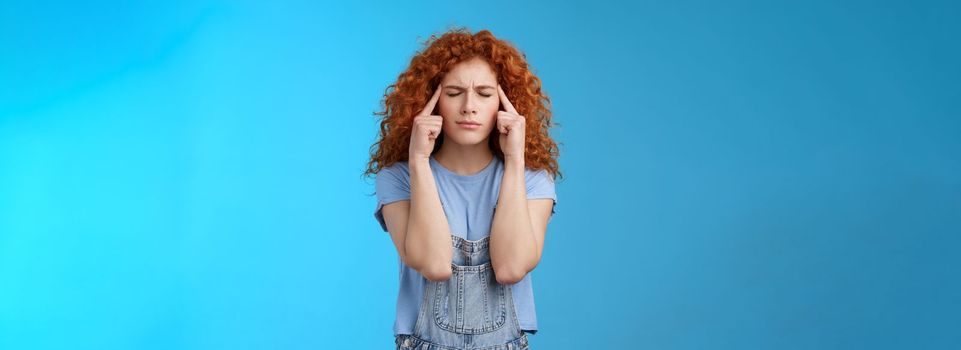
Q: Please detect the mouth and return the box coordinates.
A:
[456,121,481,130]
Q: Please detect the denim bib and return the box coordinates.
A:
[395,234,530,350]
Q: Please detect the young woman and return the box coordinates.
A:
[365,28,561,350]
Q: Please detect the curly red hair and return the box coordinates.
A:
[364,28,561,180]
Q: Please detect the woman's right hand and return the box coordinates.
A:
[409,84,443,160]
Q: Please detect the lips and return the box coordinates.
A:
[457,121,481,130]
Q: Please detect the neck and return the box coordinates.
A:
[434,138,495,176]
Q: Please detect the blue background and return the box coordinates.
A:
[1,1,959,349]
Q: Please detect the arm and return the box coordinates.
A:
[380,162,453,282]
[387,84,453,282]
[489,156,553,285]
[403,157,453,281]
[383,199,452,281]
[489,84,554,285]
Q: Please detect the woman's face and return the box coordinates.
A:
[438,57,500,147]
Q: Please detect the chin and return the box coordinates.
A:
[444,134,489,147]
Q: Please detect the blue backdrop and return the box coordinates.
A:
[1,1,958,349]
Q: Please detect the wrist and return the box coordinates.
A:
[409,151,431,161]
[409,155,431,166]
[503,154,525,167]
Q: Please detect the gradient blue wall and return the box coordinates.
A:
[1,1,958,349]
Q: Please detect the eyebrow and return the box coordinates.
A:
[444,84,496,91]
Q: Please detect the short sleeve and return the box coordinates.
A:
[373,162,411,232]
[525,168,557,222]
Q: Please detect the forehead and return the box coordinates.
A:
[442,57,497,84]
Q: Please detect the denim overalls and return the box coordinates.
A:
[395,234,531,350]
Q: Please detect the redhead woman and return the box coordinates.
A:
[365,28,560,350]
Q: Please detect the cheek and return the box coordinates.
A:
[469,96,492,111]
[438,98,457,116]
[481,100,499,121]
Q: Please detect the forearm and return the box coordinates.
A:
[490,155,537,285]
[405,157,453,280]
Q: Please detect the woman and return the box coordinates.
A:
[365,28,561,350]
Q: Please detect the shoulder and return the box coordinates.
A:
[523,167,556,197]
[524,167,554,183]
[376,161,411,179]
[375,161,412,194]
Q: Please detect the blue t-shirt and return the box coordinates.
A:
[374,154,557,336]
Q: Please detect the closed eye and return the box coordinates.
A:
[446,92,492,98]
[444,84,496,98]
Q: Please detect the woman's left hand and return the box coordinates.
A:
[497,84,526,159]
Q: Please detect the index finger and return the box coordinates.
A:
[498,84,517,114]
[420,83,442,116]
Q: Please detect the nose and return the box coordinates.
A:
[461,93,478,115]
[460,101,477,115]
